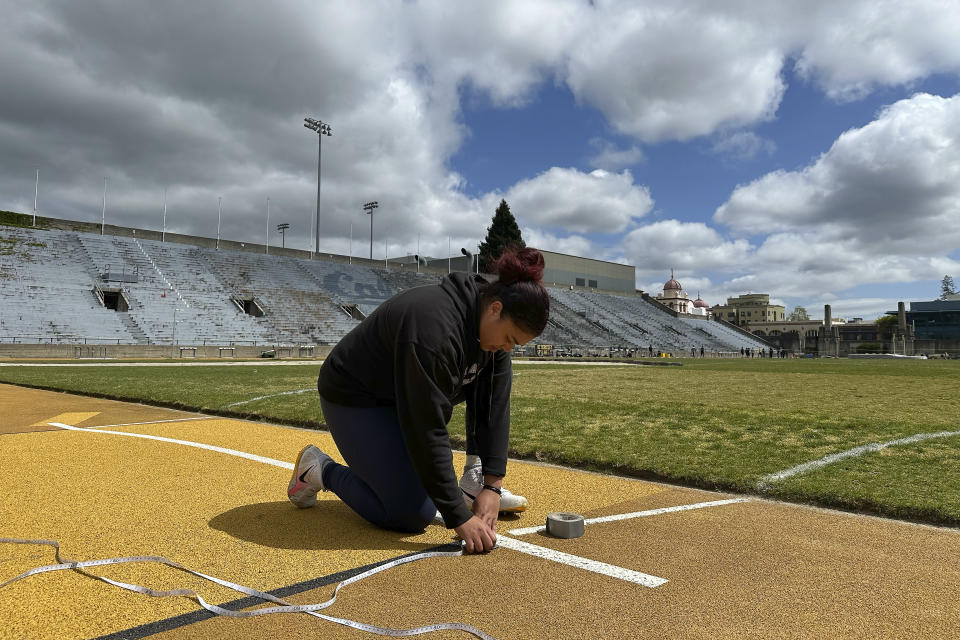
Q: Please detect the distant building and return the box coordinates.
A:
[894,298,960,341]
[691,292,710,317]
[655,270,691,313]
[538,249,636,294]
[405,248,638,295]
[650,270,710,316]
[711,293,785,326]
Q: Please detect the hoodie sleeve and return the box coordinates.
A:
[393,340,474,529]
[467,350,512,478]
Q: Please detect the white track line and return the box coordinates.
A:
[49,422,293,470]
[507,498,750,536]
[49,421,667,587]
[221,388,315,408]
[757,430,960,488]
[87,417,209,429]
[494,536,667,588]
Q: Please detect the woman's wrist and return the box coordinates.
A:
[482,474,503,489]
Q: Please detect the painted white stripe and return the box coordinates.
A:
[495,536,667,588]
[507,498,749,536]
[48,422,294,470]
[88,417,209,429]
[757,430,960,488]
[221,388,315,408]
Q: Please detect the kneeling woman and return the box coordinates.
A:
[287,248,549,553]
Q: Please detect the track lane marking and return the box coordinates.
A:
[48,422,294,470]
[88,417,209,429]
[221,388,315,408]
[494,536,667,587]
[507,498,750,536]
[757,430,960,488]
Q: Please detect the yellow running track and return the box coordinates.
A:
[2,383,959,639]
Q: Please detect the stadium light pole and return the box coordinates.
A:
[304,117,331,256]
[277,222,290,248]
[101,177,108,235]
[33,169,38,226]
[162,188,167,242]
[265,197,270,254]
[363,201,378,259]
[349,223,353,264]
[216,196,222,250]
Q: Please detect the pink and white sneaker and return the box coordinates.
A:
[287,444,333,509]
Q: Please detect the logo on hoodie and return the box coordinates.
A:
[462,363,479,385]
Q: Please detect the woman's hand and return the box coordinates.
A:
[454,516,497,554]
[472,487,500,531]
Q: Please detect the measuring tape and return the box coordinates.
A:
[0,537,498,639]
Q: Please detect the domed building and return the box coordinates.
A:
[691,293,710,317]
[656,270,693,314]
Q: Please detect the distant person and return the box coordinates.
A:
[700,345,705,358]
[648,345,653,357]
[287,249,549,554]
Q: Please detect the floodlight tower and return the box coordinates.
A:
[277,222,290,248]
[100,177,108,235]
[304,117,332,255]
[363,201,378,259]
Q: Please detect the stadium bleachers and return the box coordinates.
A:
[0,225,769,352]
[0,228,134,343]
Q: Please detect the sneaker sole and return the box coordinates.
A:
[499,505,527,513]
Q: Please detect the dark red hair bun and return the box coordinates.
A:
[495,247,544,285]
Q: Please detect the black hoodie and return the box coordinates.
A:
[317,273,512,529]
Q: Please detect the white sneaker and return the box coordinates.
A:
[287,444,333,508]
[458,455,528,513]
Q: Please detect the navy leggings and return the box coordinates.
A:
[319,396,438,533]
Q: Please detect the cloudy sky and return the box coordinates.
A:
[3,0,960,321]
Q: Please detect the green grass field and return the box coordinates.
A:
[2,358,958,527]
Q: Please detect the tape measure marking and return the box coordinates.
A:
[91,543,463,639]
[0,538,497,639]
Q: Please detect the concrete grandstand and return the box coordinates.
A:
[0,220,768,357]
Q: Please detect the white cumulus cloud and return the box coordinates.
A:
[621,220,752,276]
[504,168,653,234]
[714,93,960,256]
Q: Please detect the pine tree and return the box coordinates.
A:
[940,275,957,300]
[478,199,525,272]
